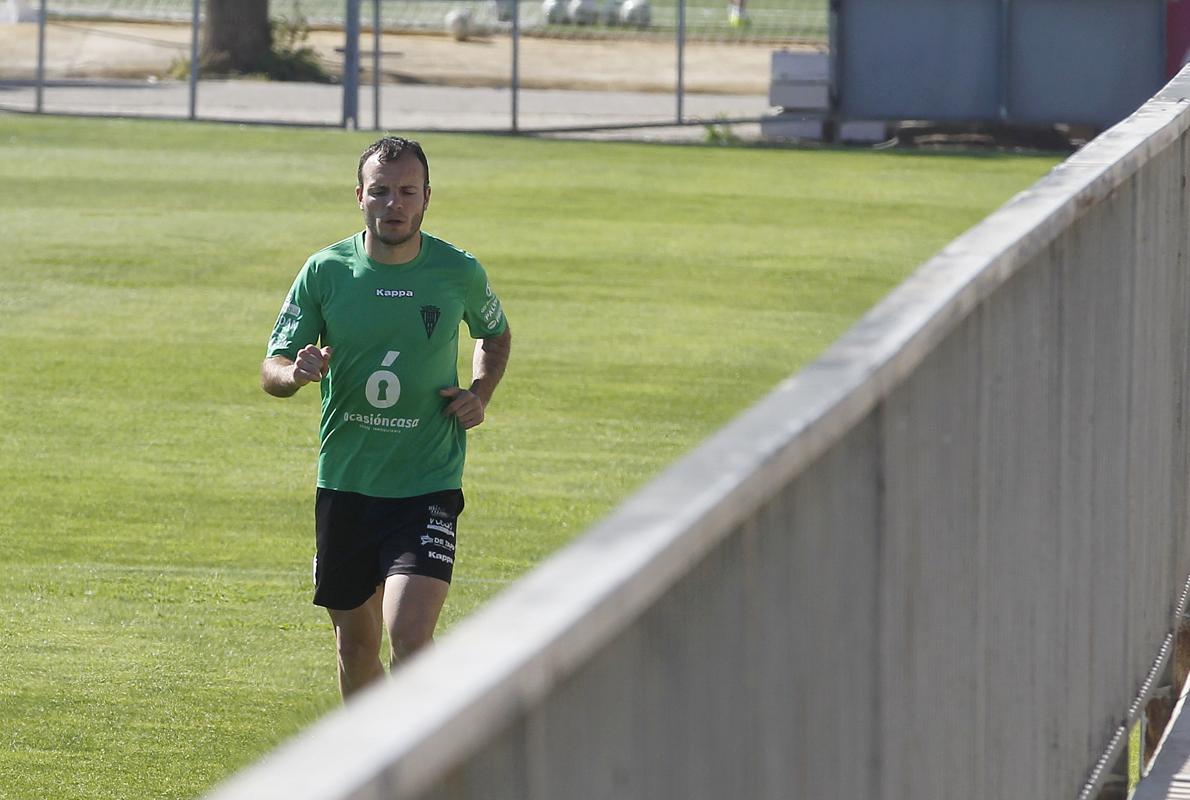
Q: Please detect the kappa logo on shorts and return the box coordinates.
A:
[428,551,454,564]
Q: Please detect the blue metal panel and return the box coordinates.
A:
[837,0,1166,127]
[838,0,1000,121]
[1007,0,1165,126]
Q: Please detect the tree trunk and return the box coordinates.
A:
[202,0,271,74]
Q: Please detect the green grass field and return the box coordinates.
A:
[0,113,1058,799]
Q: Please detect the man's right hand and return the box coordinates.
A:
[293,345,333,387]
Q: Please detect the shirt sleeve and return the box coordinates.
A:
[462,261,508,339]
[266,259,325,359]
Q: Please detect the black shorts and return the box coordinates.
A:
[313,487,464,610]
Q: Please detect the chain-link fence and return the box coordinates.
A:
[24,0,827,41]
[0,0,826,135]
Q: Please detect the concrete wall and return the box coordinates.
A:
[206,69,1190,800]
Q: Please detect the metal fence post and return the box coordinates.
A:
[342,0,360,130]
[34,0,46,113]
[188,0,200,120]
[676,0,685,124]
[372,0,380,131]
[998,0,1011,121]
[511,0,519,132]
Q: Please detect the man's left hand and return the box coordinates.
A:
[440,387,486,430]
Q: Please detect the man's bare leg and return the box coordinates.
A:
[382,574,450,668]
[327,586,385,700]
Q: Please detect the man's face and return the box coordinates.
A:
[356,153,430,248]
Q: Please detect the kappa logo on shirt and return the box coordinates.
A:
[376,288,415,298]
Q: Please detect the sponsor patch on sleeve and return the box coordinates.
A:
[479,283,504,331]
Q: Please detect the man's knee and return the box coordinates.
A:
[335,626,382,666]
[389,620,434,664]
[383,574,449,665]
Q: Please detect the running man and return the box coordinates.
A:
[261,136,512,700]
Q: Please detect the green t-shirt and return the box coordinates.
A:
[266,231,508,498]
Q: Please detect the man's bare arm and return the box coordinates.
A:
[439,326,512,430]
[261,345,333,398]
[469,326,512,407]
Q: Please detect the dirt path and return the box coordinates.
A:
[0,20,796,94]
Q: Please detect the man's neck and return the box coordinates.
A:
[364,230,422,265]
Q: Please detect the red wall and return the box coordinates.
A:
[1170,0,1190,77]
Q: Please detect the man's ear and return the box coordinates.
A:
[355,184,364,208]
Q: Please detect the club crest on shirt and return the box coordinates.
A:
[420,305,441,339]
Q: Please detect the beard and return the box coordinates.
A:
[367,209,423,247]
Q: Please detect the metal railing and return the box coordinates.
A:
[0,0,807,134]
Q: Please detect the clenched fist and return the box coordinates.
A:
[293,344,333,387]
[440,386,486,430]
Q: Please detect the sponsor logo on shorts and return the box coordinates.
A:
[427,504,457,538]
[427,551,454,564]
[420,534,456,552]
[376,288,414,298]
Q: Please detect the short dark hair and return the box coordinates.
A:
[357,136,430,188]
